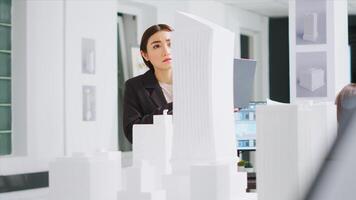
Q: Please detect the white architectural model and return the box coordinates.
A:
[256,103,337,200]
[166,12,245,200]
[118,161,166,200]
[298,68,325,91]
[132,110,173,175]
[303,13,318,42]
[49,12,248,200]
[118,111,172,200]
[49,151,122,200]
[171,11,236,173]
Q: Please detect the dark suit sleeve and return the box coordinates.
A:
[123,81,173,143]
[123,82,149,143]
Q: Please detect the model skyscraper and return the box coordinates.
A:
[171,12,236,173]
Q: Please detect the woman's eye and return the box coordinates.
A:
[153,44,160,49]
[167,42,171,47]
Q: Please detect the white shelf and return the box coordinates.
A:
[295,44,327,52]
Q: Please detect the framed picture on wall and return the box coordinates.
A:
[81,38,96,74]
[296,52,327,98]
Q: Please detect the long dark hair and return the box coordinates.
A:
[335,83,356,122]
[140,24,174,71]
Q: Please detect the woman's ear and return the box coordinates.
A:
[141,50,149,61]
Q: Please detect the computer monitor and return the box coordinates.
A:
[235,101,265,150]
[233,58,256,109]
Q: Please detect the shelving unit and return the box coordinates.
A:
[289,0,349,103]
[295,44,327,52]
[0,0,12,155]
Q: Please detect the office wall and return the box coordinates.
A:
[0,0,119,176]
[0,0,65,175]
[64,0,118,155]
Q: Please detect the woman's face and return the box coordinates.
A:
[141,30,172,71]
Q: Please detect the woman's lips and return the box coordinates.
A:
[163,58,172,63]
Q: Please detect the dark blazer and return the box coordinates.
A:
[123,70,172,143]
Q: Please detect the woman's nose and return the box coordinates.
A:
[162,44,170,55]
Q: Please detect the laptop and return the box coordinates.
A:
[233,58,257,109]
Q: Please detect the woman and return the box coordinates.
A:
[335,83,356,134]
[123,24,174,143]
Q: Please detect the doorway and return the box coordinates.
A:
[117,13,139,151]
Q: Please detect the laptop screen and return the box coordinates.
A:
[233,58,256,109]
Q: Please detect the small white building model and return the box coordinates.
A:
[49,151,122,200]
[118,161,166,200]
[132,110,173,175]
[303,13,318,42]
[117,111,173,200]
[256,102,337,200]
[298,68,325,92]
